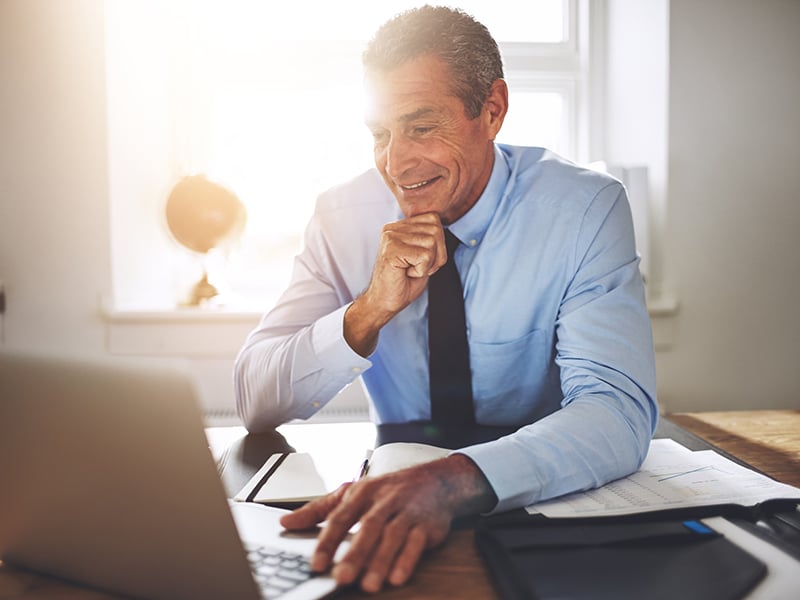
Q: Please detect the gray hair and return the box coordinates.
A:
[362,5,504,119]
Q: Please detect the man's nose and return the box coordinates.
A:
[385,134,419,179]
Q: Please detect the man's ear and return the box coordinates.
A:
[483,79,509,141]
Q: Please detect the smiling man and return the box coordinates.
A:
[235,6,657,593]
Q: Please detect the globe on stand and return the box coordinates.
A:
[165,175,246,306]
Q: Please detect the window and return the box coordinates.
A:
[106,0,592,312]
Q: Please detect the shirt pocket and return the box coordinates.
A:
[470,328,554,423]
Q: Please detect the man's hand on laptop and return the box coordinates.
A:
[279,454,496,593]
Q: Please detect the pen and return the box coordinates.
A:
[357,449,373,480]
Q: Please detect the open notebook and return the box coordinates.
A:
[235,442,452,506]
[0,350,348,600]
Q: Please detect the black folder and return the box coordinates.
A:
[475,518,767,600]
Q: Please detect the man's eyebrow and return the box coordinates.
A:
[366,107,438,129]
[399,107,437,123]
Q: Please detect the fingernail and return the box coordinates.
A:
[362,571,382,592]
[311,552,329,572]
[332,562,355,584]
[389,566,406,586]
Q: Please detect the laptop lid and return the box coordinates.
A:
[0,350,262,600]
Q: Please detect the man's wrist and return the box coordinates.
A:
[433,454,498,517]
[343,294,392,357]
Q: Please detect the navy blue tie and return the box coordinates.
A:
[428,230,475,426]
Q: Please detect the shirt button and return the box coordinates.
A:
[351,367,362,373]
[312,401,321,408]
[469,239,477,247]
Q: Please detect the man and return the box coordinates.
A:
[235,5,657,593]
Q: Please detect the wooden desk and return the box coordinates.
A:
[2,411,798,600]
[668,410,800,488]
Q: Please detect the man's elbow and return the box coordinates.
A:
[630,392,659,470]
[233,352,270,433]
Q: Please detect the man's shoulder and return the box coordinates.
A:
[499,144,622,200]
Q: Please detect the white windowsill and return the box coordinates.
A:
[103,291,679,357]
[647,291,679,351]
[646,292,680,318]
[105,306,263,323]
[104,291,680,323]
[102,304,262,357]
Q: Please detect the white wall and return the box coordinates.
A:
[0,0,239,417]
[0,0,110,354]
[2,0,798,416]
[657,0,800,411]
[603,0,669,291]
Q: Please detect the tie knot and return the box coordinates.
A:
[444,229,461,259]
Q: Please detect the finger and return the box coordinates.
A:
[388,214,446,276]
[388,526,428,587]
[428,226,447,275]
[376,216,445,282]
[384,214,443,245]
[279,483,349,530]
[397,211,443,229]
[328,496,394,584]
[312,486,376,574]
[359,515,411,592]
[389,233,445,279]
[386,246,435,280]
[405,258,431,279]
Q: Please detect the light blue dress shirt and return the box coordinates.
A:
[235,144,658,512]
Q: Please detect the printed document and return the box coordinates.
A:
[527,438,800,518]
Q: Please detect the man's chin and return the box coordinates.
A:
[402,207,445,222]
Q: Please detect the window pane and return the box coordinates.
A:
[497,91,568,155]
[207,82,374,302]
[205,0,565,43]
[454,0,566,43]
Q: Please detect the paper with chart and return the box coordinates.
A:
[526,438,800,518]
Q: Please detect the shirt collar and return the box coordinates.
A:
[448,144,509,248]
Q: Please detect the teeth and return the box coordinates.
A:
[403,179,431,190]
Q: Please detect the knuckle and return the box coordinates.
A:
[359,510,387,532]
[314,529,343,556]
[344,538,371,564]
[325,510,352,530]
[344,478,374,501]
[384,515,410,538]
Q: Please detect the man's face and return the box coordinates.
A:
[364,55,503,224]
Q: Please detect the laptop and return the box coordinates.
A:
[0,350,348,600]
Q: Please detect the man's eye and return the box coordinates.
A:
[372,131,388,145]
[413,126,433,135]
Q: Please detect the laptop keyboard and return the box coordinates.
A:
[244,542,315,599]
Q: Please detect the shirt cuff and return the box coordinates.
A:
[301,303,373,380]
[454,440,545,514]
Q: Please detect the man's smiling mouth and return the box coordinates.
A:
[401,177,441,190]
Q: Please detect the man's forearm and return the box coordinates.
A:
[236,305,371,431]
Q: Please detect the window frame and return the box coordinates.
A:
[106,0,597,315]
